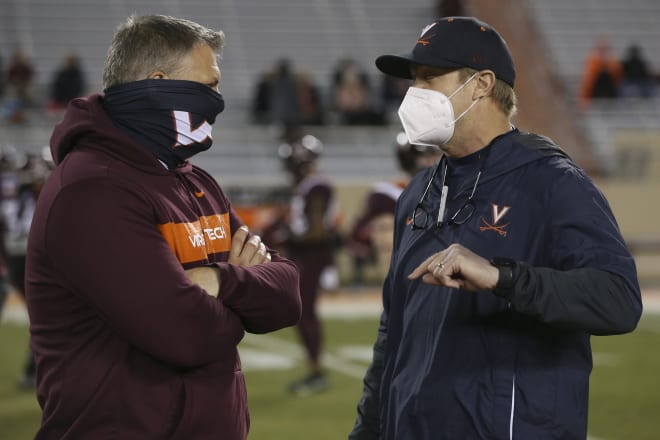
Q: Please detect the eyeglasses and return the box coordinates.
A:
[410,150,488,230]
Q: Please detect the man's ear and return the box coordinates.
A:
[473,70,496,99]
[147,71,167,80]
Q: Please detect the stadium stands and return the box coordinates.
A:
[0,0,436,183]
[523,0,660,168]
[1,1,658,182]
[525,0,660,93]
[0,0,432,110]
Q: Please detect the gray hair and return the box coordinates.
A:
[458,67,517,119]
[102,15,225,89]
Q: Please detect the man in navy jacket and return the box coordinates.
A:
[348,17,641,440]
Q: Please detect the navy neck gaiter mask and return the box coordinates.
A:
[103,79,225,169]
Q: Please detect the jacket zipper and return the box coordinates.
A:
[509,374,516,440]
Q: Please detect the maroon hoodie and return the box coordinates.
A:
[25,95,301,440]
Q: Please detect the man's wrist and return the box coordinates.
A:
[490,257,517,295]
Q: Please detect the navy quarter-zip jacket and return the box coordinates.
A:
[350,129,642,440]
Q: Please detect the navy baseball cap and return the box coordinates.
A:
[376,17,516,87]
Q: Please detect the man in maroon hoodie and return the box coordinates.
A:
[25,15,301,440]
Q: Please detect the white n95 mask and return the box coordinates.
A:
[397,72,480,147]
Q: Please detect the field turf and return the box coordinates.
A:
[1,308,659,439]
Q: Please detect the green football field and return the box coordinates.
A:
[1,310,659,440]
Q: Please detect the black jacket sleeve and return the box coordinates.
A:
[496,263,642,335]
[498,158,643,336]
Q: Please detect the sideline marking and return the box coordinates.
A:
[242,333,369,379]
[337,345,375,363]
[239,348,296,371]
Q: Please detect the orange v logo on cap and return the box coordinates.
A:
[416,22,437,46]
[416,35,434,46]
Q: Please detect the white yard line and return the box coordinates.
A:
[0,304,28,325]
[3,288,660,328]
[242,333,368,379]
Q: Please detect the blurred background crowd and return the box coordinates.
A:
[1,0,660,177]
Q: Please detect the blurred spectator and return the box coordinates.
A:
[7,50,34,100]
[269,58,302,132]
[251,60,325,133]
[250,58,303,133]
[3,49,35,123]
[251,71,272,124]
[1,148,54,389]
[48,53,86,112]
[579,37,623,108]
[346,132,441,286]
[331,58,384,125]
[0,51,5,99]
[380,74,409,114]
[620,44,655,98]
[297,72,324,126]
[262,134,340,396]
[436,0,466,17]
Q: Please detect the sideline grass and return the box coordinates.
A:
[588,313,660,439]
[1,314,659,439]
[242,320,376,440]
[0,323,40,440]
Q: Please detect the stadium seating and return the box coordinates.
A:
[1,0,658,183]
[525,0,660,92]
[0,0,436,183]
[0,0,431,111]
